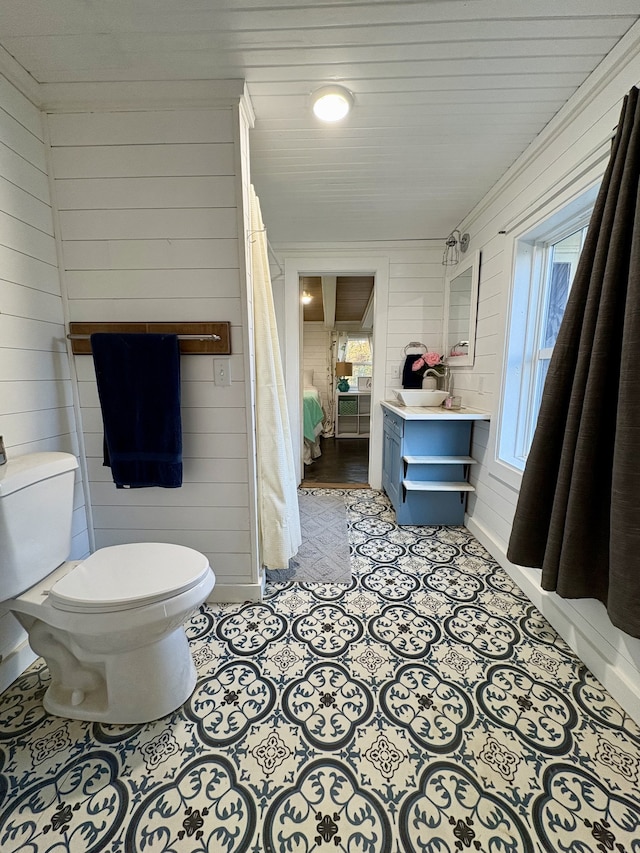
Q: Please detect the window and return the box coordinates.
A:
[498,187,597,477]
[344,335,373,379]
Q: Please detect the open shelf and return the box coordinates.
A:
[403,479,475,492]
[336,391,370,438]
[402,455,476,465]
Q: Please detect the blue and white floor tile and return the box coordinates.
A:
[0,488,639,852]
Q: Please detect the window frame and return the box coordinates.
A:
[490,184,599,491]
[343,333,373,378]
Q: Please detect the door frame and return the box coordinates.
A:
[283,254,390,488]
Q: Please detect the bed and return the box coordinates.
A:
[303,370,324,465]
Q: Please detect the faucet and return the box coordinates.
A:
[424,365,452,393]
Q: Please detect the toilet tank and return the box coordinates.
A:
[0,452,79,600]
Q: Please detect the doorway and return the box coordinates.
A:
[283,255,390,490]
[300,275,373,488]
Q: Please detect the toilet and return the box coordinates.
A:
[0,452,215,724]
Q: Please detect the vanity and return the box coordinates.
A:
[381,401,490,525]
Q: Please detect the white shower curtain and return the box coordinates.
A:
[250,186,302,569]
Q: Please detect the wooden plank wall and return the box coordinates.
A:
[385,245,446,385]
[0,73,89,686]
[0,74,88,558]
[47,105,256,591]
[303,324,331,412]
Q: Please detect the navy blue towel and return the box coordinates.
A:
[402,353,426,388]
[91,333,183,488]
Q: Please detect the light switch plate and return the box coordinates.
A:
[214,359,232,386]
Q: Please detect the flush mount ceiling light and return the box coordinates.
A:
[311,85,353,122]
[301,291,312,304]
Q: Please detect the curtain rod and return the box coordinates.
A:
[498,133,612,236]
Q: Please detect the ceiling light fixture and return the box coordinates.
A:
[301,291,313,304]
[311,85,353,122]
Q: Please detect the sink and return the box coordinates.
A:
[393,389,449,407]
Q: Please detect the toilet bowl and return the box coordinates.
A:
[9,543,215,723]
[0,453,216,723]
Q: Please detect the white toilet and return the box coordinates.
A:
[0,452,215,724]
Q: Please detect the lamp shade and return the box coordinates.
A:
[335,361,353,377]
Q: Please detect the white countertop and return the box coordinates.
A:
[381,400,491,421]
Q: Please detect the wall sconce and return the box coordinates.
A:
[335,361,353,391]
[442,229,470,266]
[301,291,312,305]
[311,85,353,122]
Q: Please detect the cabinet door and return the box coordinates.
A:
[382,426,401,508]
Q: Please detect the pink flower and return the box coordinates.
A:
[411,351,444,372]
[424,352,443,366]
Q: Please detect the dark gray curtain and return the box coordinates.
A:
[507,86,640,639]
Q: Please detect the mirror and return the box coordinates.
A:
[443,250,481,367]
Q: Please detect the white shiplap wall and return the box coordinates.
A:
[455,43,640,718]
[47,100,260,598]
[385,247,446,392]
[0,72,89,691]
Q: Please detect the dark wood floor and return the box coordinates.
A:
[302,437,369,487]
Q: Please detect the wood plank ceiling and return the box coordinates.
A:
[301,276,374,324]
[1,0,638,243]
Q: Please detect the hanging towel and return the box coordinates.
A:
[91,333,183,488]
[402,353,427,388]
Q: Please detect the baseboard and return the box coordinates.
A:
[206,578,265,604]
[0,640,38,695]
[466,515,640,723]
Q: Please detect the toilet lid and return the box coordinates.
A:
[49,543,211,613]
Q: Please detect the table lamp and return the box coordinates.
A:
[335,361,353,392]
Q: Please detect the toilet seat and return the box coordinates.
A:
[49,543,211,614]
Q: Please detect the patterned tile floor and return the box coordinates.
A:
[0,489,639,852]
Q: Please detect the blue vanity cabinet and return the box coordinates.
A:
[381,402,487,525]
[382,407,402,507]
